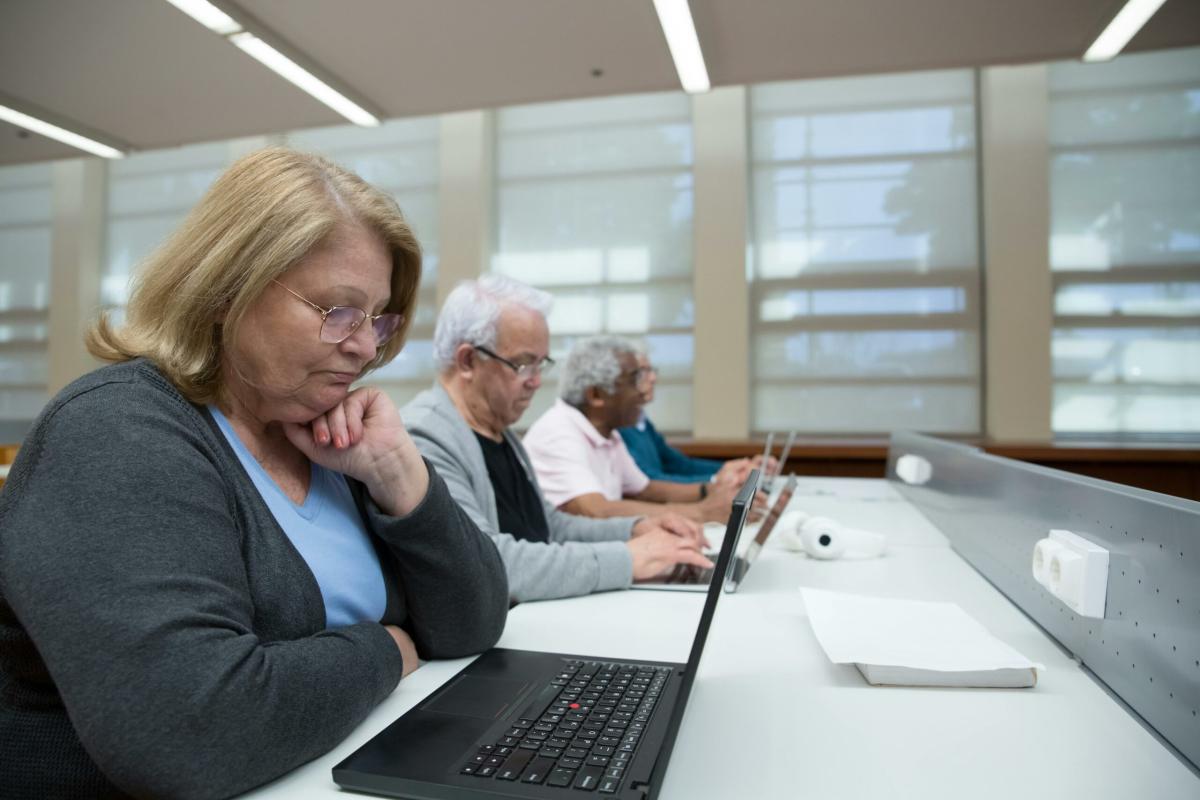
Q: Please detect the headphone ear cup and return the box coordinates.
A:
[799,517,846,559]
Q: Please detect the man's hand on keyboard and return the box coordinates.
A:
[633,512,708,550]
[628,529,713,581]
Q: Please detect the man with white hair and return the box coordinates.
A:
[402,275,712,603]
[523,336,742,523]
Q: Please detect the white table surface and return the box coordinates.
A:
[244,478,1199,799]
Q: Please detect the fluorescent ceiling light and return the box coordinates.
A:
[653,0,710,93]
[1083,0,1168,62]
[162,0,241,35]
[229,33,380,126]
[0,103,124,158]
[162,0,380,126]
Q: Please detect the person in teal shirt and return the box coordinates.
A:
[618,350,761,485]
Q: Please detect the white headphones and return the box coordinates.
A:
[780,512,887,560]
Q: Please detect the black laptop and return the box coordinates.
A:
[332,471,758,800]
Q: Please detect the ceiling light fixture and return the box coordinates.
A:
[0,101,125,159]
[1083,0,1168,62]
[162,0,380,126]
[162,0,240,35]
[228,33,380,127]
[652,0,710,93]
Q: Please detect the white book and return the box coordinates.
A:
[855,663,1038,688]
[801,588,1044,689]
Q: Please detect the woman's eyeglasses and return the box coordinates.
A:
[272,280,403,346]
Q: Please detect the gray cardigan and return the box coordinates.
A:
[402,383,637,602]
[0,359,508,800]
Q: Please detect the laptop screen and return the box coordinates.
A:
[753,474,797,547]
[773,432,796,481]
[758,433,775,473]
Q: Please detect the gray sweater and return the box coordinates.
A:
[402,383,636,602]
[0,359,508,799]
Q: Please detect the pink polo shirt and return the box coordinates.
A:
[523,399,651,508]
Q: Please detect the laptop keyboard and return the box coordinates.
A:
[458,659,670,793]
[664,563,716,584]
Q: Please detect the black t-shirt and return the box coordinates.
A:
[474,432,551,544]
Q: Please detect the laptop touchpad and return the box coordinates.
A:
[422,675,530,720]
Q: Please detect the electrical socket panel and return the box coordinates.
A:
[895,453,932,485]
[1031,529,1109,618]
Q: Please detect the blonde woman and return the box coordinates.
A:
[0,148,507,799]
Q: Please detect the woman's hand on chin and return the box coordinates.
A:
[282,386,429,517]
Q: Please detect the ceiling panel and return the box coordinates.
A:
[0,119,80,164]
[242,0,681,116]
[1127,0,1200,54]
[0,0,345,159]
[0,0,1197,167]
[692,0,1136,86]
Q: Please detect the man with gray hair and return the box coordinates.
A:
[523,336,742,523]
[402,275,711,603]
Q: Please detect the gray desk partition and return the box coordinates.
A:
[885,431,1200,771]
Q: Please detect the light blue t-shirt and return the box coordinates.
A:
[209,406,387,629]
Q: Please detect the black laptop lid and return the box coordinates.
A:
[642,470,757,795]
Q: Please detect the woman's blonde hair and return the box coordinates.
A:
[87,146,421,404]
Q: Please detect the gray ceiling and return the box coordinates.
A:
[2,0,1198,166]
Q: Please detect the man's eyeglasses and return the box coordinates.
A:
[272,280,404,346]
[618,367,656,388]
[474,345,556,378]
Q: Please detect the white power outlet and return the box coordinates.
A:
[895,453,932,485]
[1031,529,1109,618]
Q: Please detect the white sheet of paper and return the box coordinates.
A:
[801,587,1044,673]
